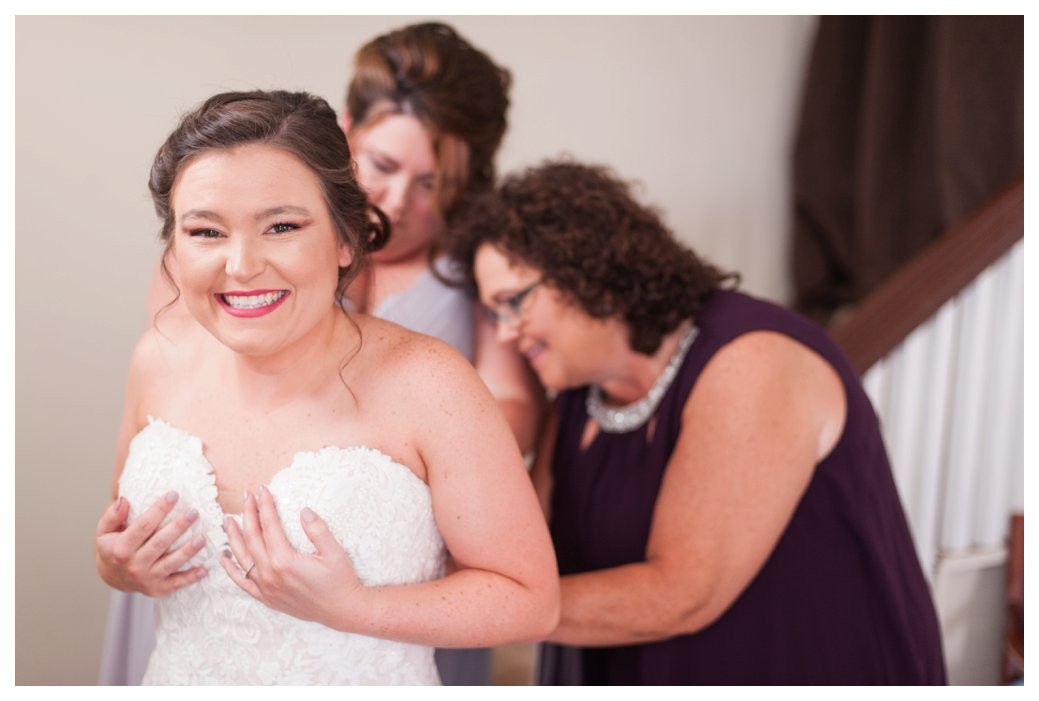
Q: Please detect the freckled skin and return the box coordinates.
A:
[98,141,559,649]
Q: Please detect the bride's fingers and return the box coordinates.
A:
[141,507,201,565]
[96,496,130,538]
[238,491,271,570]
[221,550,262,599]
[300,507,346,561]
[153,531,208,580]
[223,514,261,582]
[151,565,210,597]
[255,485,293,553]
[118,491,180,554]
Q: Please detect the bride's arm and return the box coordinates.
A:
[95,331,208,596]
[223,338,559,647]
[386,337,559,645]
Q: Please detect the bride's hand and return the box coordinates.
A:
[95,492,208,595]
[222,486,363,623]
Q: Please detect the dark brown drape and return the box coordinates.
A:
[791,16,1023,326]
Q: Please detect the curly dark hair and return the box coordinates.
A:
[445,161,738,355]
[150,89,389,304]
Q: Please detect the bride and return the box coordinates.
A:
[93,89,559,685]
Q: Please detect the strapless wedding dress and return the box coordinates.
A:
[118,417,445,685]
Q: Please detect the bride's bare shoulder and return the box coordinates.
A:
[352,314,480,391]
[128,312,210,381]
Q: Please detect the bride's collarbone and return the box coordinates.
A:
[158,399,424,486]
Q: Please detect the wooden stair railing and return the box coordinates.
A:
[826,178,1023,685]
[830,177,1024,375]
[1002,512,1024,684]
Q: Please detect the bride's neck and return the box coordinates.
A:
[224,309,360,404]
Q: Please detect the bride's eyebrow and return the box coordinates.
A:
[179,205,314,227]
[180,209,225,224]
[256,205,312,221]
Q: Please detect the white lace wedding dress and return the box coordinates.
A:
[118,417,445,685]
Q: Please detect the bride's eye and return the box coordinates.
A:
[188,228,222,239]
[269,222,300,235]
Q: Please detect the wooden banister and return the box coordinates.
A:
[830,178,1024,375]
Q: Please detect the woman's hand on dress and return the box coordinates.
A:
[222,486,364,624]
[95,492,208,595]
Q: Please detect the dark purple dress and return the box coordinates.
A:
[539,290,946,685]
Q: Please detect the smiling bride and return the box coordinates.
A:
[93,89,559,685]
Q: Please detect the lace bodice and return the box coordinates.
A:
[118,417,445,685]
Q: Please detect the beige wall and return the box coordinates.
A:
[15,15,817,684]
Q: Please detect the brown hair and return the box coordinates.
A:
[445,161,738,355]
[346,22,511,221]
[149,89,388,303]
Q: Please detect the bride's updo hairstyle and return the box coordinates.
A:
[149,89,389,301]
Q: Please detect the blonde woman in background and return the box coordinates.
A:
[339,21,545,683]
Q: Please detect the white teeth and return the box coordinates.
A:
[222,291,287,310]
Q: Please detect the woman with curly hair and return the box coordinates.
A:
[446,160,946,685]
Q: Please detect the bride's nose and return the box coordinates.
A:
[225,237,266,281]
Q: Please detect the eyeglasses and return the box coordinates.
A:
[485,279,542,327]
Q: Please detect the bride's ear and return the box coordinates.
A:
[338,242,353,270]
[340,113,353,139]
